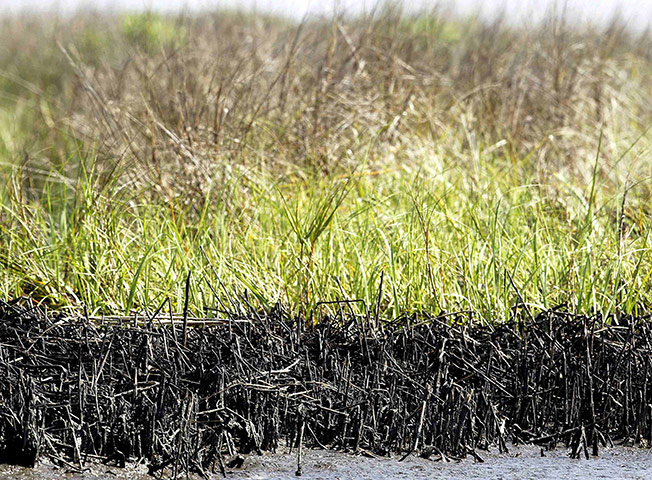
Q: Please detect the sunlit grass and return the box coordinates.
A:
[2,130,650,319]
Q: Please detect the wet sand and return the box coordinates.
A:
[2,445,651,480]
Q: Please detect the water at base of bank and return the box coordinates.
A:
[232,445,652,480]
[2,445,651,480]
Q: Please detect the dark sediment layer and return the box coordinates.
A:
[0,298,651,477]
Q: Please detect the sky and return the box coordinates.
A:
[3,0,652,31]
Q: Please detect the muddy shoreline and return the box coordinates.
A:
[1,298,651,477]
[2,445,652,479]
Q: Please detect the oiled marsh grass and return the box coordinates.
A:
[0,7,651,319]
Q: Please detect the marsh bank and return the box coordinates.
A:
[1,299,652,478]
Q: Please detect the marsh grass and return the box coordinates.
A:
[0,6,651,320]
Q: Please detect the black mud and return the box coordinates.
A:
[1,298,651,478]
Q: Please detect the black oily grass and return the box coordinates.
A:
[0,297,651,477]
